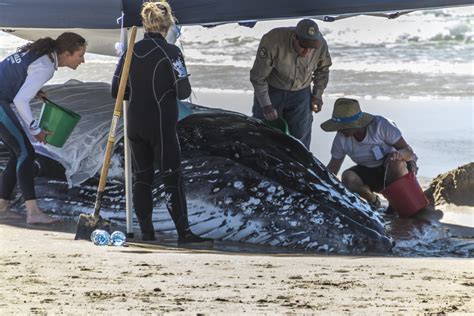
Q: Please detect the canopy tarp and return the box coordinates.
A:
[0,0,471,29]
[123,0,473,26]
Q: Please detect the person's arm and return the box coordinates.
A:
[172,48,191,100]
[111,52,129,100]
[389,137,415,162]
[327,133,346,175]
[311,40,332,112]
[250,35,276,118]
[13,60,54,136]
[327,157,344,175]
[378,117,415,162]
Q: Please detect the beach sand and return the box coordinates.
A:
[0,216,473,314]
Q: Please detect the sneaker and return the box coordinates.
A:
[178,232,213,245]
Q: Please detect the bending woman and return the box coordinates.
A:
[112,2,212,244]
[0,32,86,224]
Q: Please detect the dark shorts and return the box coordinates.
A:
[348,164,386,193]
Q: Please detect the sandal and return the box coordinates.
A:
[368,195,382,210]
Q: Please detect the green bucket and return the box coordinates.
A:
[263,118,289,134]
[39,100,81,147]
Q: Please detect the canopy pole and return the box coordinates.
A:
[122,28,134,239]
[124,104,134,238]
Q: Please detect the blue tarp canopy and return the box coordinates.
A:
[126,0,472,26]
[0,0,471,29]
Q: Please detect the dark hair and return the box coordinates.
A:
[18,32,86,61]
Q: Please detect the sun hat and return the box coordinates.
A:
[320,98,375,132]
[295,19,322,48]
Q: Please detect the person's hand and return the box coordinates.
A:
[407,160,419,175]
[389,150,404,161]
[263,105,278,121]
[34,129,53,144]
[35,90,48,101]
[311,96,323,113]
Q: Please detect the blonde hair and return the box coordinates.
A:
[141,1,175,35]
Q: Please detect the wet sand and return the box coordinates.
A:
[0,217,472,314]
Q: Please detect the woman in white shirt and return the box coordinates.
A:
[0,32,86,224]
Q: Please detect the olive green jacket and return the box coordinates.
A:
[250,27,332,107]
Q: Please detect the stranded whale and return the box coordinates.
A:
[1,82,393,254]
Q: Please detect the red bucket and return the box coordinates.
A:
[381,171,429,218]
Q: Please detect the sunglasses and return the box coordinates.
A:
[155,3,168,14]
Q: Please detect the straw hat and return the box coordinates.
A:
[320,98,374,132]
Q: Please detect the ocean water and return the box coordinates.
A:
[181,7,474,100]
[0,6,472,179]
[1,7,471,98]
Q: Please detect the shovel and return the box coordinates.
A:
[75,26,138,240]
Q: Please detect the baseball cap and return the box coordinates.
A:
[295,19,322,48]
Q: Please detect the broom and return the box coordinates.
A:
[74,26,138,240]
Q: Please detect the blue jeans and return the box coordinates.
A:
[252,86,313,149]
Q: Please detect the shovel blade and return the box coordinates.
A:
[74,213,111,240]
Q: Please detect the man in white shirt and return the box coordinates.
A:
[321,98,417,209]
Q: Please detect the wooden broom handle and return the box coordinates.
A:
[94,26,137,213]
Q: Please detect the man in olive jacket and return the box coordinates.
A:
[250,19,332,149]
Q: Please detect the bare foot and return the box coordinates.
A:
[27,212,59,225]
[0,199,22,220]
[0,199,10,212]
[25,199,60,224]
[0,210,23,220]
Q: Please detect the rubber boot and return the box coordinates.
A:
[178,230,213,245]
[136,212,156,241]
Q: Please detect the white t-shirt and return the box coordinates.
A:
[330,116,402,168]
[13,53,57,135]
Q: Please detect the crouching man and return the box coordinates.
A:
[321,98,418,210]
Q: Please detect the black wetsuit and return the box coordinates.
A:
[0,104,36,200]
[112,32,191,238]
[0,51,45,201]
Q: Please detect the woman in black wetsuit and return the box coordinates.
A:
[112,2,212,245]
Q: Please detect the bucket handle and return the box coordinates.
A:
[42,97,81,119]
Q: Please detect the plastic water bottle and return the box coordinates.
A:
[90,229,100,242]
[110,231,126,246]
[91,229,110,246]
